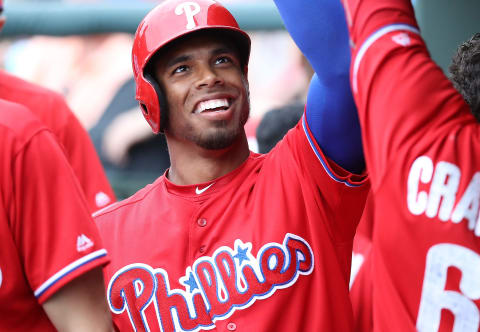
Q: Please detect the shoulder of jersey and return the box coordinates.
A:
[0,99,47,143]
[0,70,65,107]
[0,70,58,96]
[93,177,166,219]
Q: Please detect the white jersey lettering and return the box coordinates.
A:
[451,172,480,230]
[417,244,480,331]
[426,161,460,221]
[407,156,480,236]
[349,252,364,289]
[107,234,314,331]
[407,156,433,215]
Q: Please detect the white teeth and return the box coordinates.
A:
[195,98,229,114]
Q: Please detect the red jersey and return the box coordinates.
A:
[95,116,369,332]
[350,232,373,332]
[0,70,115,212]
[0,100,109,330]
[345,0,480,330]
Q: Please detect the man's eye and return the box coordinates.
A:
[215,56,231,65]
[173,65,188,74]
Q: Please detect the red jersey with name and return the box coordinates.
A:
[344,0,480,330]
[95,115,369,332]
[0,100,109,330]
[0,70,115,212]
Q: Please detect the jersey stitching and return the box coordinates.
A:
[92,179,165,218]
[10,127,51,160]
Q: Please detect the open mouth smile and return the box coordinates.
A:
[194,98,232,114]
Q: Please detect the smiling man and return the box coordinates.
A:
[152,31,251,177]
[95,0,369,330]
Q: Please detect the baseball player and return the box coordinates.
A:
[0,99,113,330]
[349,32,480,331]
[337,0,480,330]
[0,1,115,212]
[94,0,369,330]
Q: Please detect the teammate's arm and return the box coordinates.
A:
[273,0,364,174]
[42,268,114,332]
[11,107,113,331]
[340,0,474,186]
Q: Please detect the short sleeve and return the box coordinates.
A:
[276,115,370,244]
[12,129,109,304]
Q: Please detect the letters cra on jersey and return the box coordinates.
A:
[408,155,480,235]
[408,155,480,331]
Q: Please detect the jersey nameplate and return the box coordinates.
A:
[107,233,314,331]
[407,155,480,236]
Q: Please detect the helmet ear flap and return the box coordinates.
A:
[144,73,169,133]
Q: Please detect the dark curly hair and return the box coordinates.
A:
[449,32,480,121]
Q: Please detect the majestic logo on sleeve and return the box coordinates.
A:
[76,234,94,252]
[107,234,314,331]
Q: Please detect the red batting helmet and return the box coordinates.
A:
[132,0,251,133]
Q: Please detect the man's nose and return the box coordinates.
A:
[195,65,224,88]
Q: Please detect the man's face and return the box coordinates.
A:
[155,32,250,150]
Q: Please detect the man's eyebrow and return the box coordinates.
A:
[212,47,237,56]
[164,46,236,69]
[165,54,191,69]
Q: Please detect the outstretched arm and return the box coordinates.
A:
[274,0,364,173]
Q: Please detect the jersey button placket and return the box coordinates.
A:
[226,322,237,331]
[196,218,207,254]
[197,218,207,227]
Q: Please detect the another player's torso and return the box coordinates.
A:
[97,122,369,332]
[0,215,57,330]
[373,127,480,331]
[0,112,57,331]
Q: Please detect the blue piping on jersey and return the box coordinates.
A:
[34,249,108,299]
[302,115,361,187]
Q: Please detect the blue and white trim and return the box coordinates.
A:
[352,24,420,93]
[302,116,362,187]
[34,249,108,298]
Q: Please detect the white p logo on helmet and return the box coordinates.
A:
[175,2,201,29]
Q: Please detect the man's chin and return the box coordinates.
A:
[194,128,241,150]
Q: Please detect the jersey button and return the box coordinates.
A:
[197,218,207,227]
[227,322,237,331]
[199,245,206,253]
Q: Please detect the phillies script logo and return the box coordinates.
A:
[107,233,314,331]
